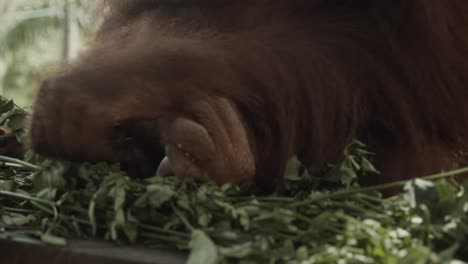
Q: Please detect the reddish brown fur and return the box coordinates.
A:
[29,0,468,192]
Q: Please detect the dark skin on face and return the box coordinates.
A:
[28,0,468,193]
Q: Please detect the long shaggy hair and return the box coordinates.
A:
[29,0,468,192]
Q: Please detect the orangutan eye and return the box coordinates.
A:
[156,143,202,178]
[176,144,195,162]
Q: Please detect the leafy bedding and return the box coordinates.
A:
[0,97,467,263]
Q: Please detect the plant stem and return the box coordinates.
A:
[140,233,188,246]
[0,156,40,171]
[0,190,55,205]
[292,167,468,207]
[138,223,190,238]
[171,203,195,231]
[3,207,35,214]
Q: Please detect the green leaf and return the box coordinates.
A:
[146,184,175,208]
[0,100,14,114]
[6,112,27,131]
[219,242,253,258]
[404,179,437,209]
[41,233,67,246]
[187,230,218,264]
[1,213,35,226]
[361,157,380,174]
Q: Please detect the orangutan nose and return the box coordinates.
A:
[155,144,203,178]
[156,157,174,177]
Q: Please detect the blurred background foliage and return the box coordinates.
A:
[0,0,101,106]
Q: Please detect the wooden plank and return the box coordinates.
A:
[0,234,186,264]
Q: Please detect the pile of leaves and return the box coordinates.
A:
[0,97,467,263]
